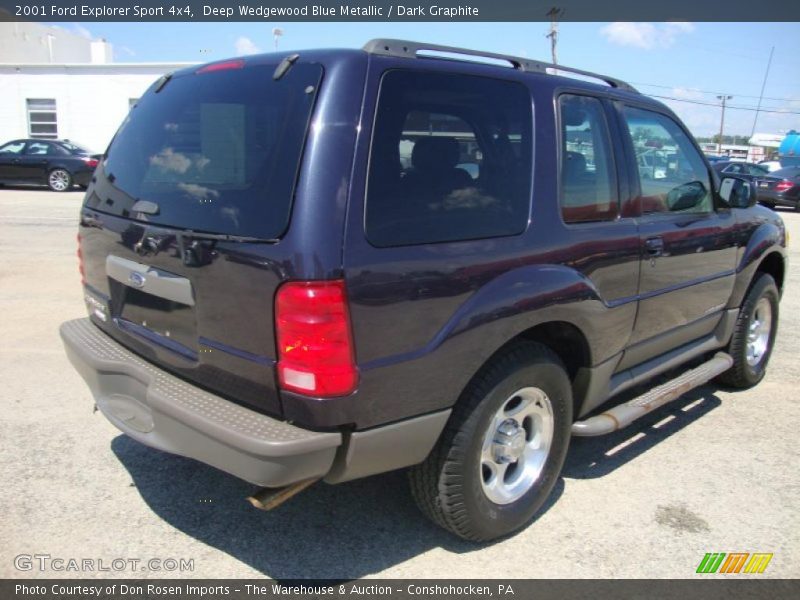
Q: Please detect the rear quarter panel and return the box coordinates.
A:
[330,57,641,430]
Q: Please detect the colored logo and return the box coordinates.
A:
[696,552,773,574]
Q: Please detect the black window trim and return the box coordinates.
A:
[555,90,622,227]
[92,63,325,241]
[363,67,536,248]
[616,101,721,217]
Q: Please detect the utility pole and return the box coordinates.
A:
[717,95,733,156]
[750,46,774,139]
[272,27,283,51]
[546,7,562,65]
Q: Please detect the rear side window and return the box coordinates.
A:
[90,63,322,239]
[558,95,618,223]
[25,142,59,156]
[365,70,532,247]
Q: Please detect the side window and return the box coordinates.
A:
[747,164,768,176]
[558,95,618,223]
[0,142,25,155]
[24,142,53,155]
[622,107,712,214]
[365,70,532,247]
[724,163,743,174]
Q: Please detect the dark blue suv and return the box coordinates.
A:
[61,40,786,541]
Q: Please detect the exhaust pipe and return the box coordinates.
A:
[247,478,319,511]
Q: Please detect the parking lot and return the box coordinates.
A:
[1,187,798,579]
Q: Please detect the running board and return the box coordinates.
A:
[571,353,733,437]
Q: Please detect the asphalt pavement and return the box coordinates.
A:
[1,187,797,579]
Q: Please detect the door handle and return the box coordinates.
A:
[645,237,664,257]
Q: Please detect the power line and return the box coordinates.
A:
[751,46,775,137]
[631,81,795,104]
[645,93,800,115]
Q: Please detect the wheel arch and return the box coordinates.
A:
[756,251,785,295]
[461,320,593,420]
[728,222,786,309]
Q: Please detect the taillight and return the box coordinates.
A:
[275,280,358,397]
[776,180,793,193]
[77,232,85,285]
[196,59,245,74]
[81,157,99,168]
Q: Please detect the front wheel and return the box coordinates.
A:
[409,342,572,541]
[48,169,72,192]
[718,273,779,388]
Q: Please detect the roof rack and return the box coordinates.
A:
[362,39,638,94]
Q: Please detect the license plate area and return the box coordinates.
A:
[106,256,198,360]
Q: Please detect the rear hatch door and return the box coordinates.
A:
[79,58,323,416]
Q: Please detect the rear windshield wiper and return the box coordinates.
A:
[177,230,279,244]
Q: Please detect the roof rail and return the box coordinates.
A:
[362,39,638,93]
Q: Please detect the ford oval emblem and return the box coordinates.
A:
[129,272,146,288]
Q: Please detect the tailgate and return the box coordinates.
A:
[79,212,285,415]
[77,57,324,416]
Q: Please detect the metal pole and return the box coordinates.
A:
[750,46,774,139]
[717,95,732,156]
[546,8,561,65]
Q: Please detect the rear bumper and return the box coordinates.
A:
[59,318,341,487]
[758,191,799,208]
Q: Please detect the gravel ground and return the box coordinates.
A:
[1,187,797,579]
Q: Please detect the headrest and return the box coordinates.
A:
[412,137,460,171]
[564,151,587,177]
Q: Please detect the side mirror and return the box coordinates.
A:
[667,180,707,211]
[719,176,757,208]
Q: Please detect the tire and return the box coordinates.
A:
[48,169,72,192]
[409,342,572,541]
[717,273,779,388]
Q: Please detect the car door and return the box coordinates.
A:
[0,141,28,180]
[617,104,738,362]
[18,141,53,182]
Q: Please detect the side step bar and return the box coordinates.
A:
[571,353,733,437]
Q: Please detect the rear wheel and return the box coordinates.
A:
[718,273,779,388]
[409,342,572,541]
[48,169,72,192]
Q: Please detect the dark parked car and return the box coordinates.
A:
[711,160,770,181]
[60,40,786,541]
[0,139,99,191]
[755,166,800,210]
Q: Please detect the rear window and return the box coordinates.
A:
[90,62,322,239]
[61,141,92,155]
[772,167,800,179]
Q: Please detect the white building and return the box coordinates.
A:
[0,22,193,152]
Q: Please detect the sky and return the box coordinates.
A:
[62,21,800,139]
